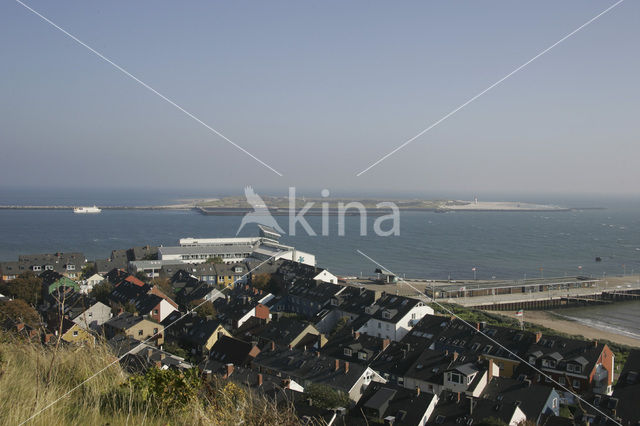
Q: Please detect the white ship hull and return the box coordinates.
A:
[73,206,102,214]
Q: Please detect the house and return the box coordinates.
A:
[104,312,164,345]
[71,300,112,331]
[406,315,537,378]
[521,335,614,395]
[275,279,345,318]
[212,263,249,287]
[208,335,261,367]
[320,325,389,366]
[79,273,104,294]
[40,270,79,300]
[351,382,439,426]
[179,317,231,355]
[369,333,432,387]
[427,376,560,426]
[215,285,275,329]
[4,252,87,280]
[108,335,192,373]
[237,316,323,351]
[252,346,386,402]
[357,294,433,341]
[58,318,94,345]
[609,349,640,424]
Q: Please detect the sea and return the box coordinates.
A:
[1,187,640,339]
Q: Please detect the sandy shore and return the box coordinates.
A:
[493,310,640,348]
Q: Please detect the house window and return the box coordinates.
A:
[344,348,352,356]
[449,372,463,384]
[73,330,78,337]
[153,328,158,334]
[88,312,93,317]
[411,313,417,320]
[358,352,367,360]
[378,322,382,329]
[153,309,159,315]
[382,311,391,319]
[552,398,558,409]
[33,265,42,272]
[138,330,143,336]
[572,379,581,389]
[558,377,566,385]
[45,265,54,271]
[67,264,76,271]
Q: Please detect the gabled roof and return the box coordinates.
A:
[253,346,370,395]
[209,336,259,366]
[353,382,437,425]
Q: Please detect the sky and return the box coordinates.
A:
[0,0,639,198]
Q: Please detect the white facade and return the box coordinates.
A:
[73,301,112,331]
[358,303,434,341]
[347,367,387,402]
[79,273,105,294]
[314,269,338,284]
[156,299,178,322]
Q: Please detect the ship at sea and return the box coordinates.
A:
[73,206,102,214]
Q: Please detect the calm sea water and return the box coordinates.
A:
[1,189,640,337]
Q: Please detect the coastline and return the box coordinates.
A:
[494,310,640,348]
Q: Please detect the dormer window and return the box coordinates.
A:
[66,264,76,271]
[344,348,352,356]
[382,311,392,319]
[567,363,582,373]
[449,372,463,384]
[331,298,338,306]
[234,266,243,273]
[45,265,54,271]
[32,265,42,272]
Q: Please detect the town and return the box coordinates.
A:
[0,226,637,425]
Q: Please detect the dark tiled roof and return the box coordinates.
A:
[352,382,438,426]
[253,347,369,395]
[209,336,258,366]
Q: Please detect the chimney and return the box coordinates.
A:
[155,361,162,368]
[282,378,291,389]
[257,373,263,387]
[288,344,293,351]
[416,386,421,397]
[344,361,350,374]
[335,359,340,371]
[452,351,459,362]
[355,331,361,340]
[593,340,598,348]
[271,341,276,351]
[535,331,542,343]
[457,392,461,403]
[225,363,234,378]
[316,351,321,357]
[524,378,532,387]
[381,338,390,351]
[476,322,481,331]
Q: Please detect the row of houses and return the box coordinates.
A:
[2,245,634,425]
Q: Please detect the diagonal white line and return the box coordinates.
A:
[17,251,288,425]
[14,0,283,177]
[356,0,626,176]
[356,249,622,426]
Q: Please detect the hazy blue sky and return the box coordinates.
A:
[1,1,638,197]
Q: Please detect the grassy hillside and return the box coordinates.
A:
[0,332,298,426]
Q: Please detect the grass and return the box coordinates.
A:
[0,331,299,426]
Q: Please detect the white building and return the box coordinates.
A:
[358,295,434,341]
[73,301,112,331]
[78,273,105,294]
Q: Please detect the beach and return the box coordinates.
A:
[494,310,640,348]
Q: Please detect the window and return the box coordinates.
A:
[153,328,158,334]
[153,309,159,315]
[66,264,76,271]
[358,352,367,360]
[32,265,42,272]
[138,330,143,336]
[572,379,581,389]
[343,348,352,356]
[552,398,558,409]
[449,372,463,384]
[73,330,78,337]
[382,311,391,319]
[558,377,565,385]
[378,322,382,329]
[45,265,53,270]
